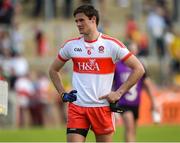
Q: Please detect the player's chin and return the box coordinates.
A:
[79,30,85,34]
[78,29,85,34]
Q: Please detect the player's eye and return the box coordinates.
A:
[79,19,84,22]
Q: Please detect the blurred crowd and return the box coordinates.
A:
[0,0,180,128]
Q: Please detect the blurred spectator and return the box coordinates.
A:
[123,35,139,56]
[36,71,56,126]
[11,21,24,54]
[35,29,48,57]
[164,26,175,48]
[10,52,29,89]
[15,73,35,128]
[63,0,73,19]
[28,71,44,127]
[0,0,14,25]
[0,29,11,53]
[32,0,43,17]
[125,14,138,39]
[1,48,14,88]
[124,14,149,57]
[169,30,180,75]
[44,0,57,20]
[147,5,166,58]
[161,4,172,29]
[131,30,149,57]
[32,0,57,19]
[172,0,180,22]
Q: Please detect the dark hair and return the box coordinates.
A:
[73,5,99,26]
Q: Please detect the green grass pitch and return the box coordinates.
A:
[0,125,179,142]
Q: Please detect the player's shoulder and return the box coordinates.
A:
[61,36,83,48]
[101,34,126,48]
[65,36,82,44]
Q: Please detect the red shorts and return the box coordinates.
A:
[67,103,115,135]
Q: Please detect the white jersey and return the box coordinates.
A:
[58,33,132,107]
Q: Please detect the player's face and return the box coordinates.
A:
[75,13,95,35]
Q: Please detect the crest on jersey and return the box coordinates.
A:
[98,46,104,53]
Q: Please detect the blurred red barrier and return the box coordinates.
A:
[138,88,180,125]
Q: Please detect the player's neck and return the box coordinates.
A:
[84,30,100,42]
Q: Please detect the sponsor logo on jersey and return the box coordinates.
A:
[73,57,115,74]
[77,59,100,71]
[74,48,82,52]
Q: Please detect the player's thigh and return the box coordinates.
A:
[87,106,115,135]
[95,132,114,142]
[67,133,86,142]
[67,103,90,128]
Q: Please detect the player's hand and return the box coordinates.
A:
[99,91,122,103]
[61,90,77,102]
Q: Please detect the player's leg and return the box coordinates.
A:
[67,103,90,142]
[122,111,136,142]
[87,106,115,142]
[95,132,114,142]
[67,128,89,142]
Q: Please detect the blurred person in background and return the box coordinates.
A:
[35,29,49,57]
[15,72,36,127]
[0,48,14,89]
[125,14,149,57]
[36,71,56,127]
[10,52,29,90]
[49,4,144,142]
[28,71,45,127]
[147,4,166,58]
[125,14,138,39]
[32,0,43,17]
[113,43,158,142]
[11,21,24,54]
[0,0,14,25]
[168,30,180,86]
[63,0,73,19]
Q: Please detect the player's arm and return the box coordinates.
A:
[143,77,158,111]
[118,55,144,93]
[99,55,145,103]
[49,58,77,102]
[115,55,145,98]
[49,58,66,97]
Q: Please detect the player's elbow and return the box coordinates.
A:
[49,66,54,78]
[49,65,58,78]
[138,64,145,78]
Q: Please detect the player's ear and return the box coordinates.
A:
[91,16,96,24]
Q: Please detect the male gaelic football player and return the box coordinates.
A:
[49,5,145,142]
